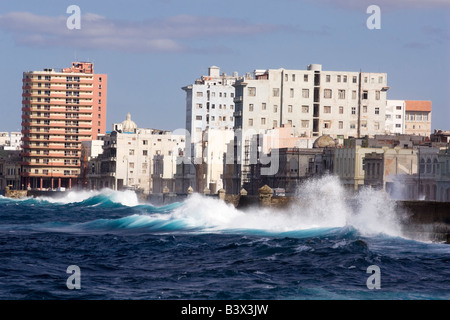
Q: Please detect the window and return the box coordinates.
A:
[324,106,331,113]
[337,75,341,82]
[339,106,344,114]
[362,91,368,100]
[287,120,292,126]
[302,120,309,128]
[323,121,331,128]
[285,74,289,82]
[273,120,277,128]
[302,89,309,98]
[292,74,296,82]
[196,103,202,109]
[129,163,135,169]
[353,76,357,83]
[248,119,253,126]
[378,76,383,83]
[273,105,278,112]
[288,105,293,113]
[364,77,368,83]
[273,88,280,97]
[361,121,367,128]
[324,89,332,99]
[302,105,309,113]
[129,149,135,156]
[261,118,266,125]
[396,115,402,119]
[351,107,356,115]
[196,115,202,120]
[338,90,346,99]
[249,104,254,112]
[343,75,347,83]
[352,90,357,99]
[197,92,203,97]
[363,106,367,113]
[375,107,380,115]
[304,74,308,82]
[374,122,380,130]
[375,91,380,100]
[143,150,148,156]
[326,75,330,82]
[290,88,294,98]
[339,121,344,129]
[396,106,402,110]
[396,124,401,128]
[248,87,256,96]
[350,123,356,129]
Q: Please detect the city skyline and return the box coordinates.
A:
[0,0,449,134]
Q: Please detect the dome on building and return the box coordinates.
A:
[122,113,137,133]
[313,135,336,148]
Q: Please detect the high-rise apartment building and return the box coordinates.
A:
[21,62,107,190]
[231,64,389,194]
[182,66,238,159]
[233,64,389,139]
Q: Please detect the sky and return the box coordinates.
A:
[0,0,449,133]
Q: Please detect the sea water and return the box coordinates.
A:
[0,176,448,300]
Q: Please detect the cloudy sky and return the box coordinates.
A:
[0,0,449,132]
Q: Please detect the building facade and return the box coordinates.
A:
[21,62,107,190]
[385,100,405,134]
[230,64,389,194]
[86,114,185,194]
[182,66,238,160]
[405,100,432,136]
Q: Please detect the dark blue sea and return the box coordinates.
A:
[0,177,449,300]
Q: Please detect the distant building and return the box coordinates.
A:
[182,66,238,161]
[86,114,185,194]
[21,61,107,190]
[0,132,22,151]
[231,64,389,194]
[0,150,22,191]
[385,100,405,135]
[404,100,431,136]
[334,137,418,192]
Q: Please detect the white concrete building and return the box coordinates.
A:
[174,128,234,193]
[385,100,406,134]
[0,132,22,151]
[87,114,185,194]
[231,64,389,194]
[182,66,239,160]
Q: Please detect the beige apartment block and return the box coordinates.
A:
[86,114,185,194]
[404,100,432,136]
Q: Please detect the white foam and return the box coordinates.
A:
[168,175,405,238]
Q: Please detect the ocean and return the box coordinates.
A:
[0,176,449,300]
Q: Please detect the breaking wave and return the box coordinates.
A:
[0,176,410,240]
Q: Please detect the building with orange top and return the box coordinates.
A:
[404,100,431,136]
[21,62,107,190]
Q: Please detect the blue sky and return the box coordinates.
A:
[0,0,449,133]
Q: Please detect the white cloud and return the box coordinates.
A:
[0,12,283,53]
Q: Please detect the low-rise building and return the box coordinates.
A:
[0,150,22,191]
[86,114,185,194]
